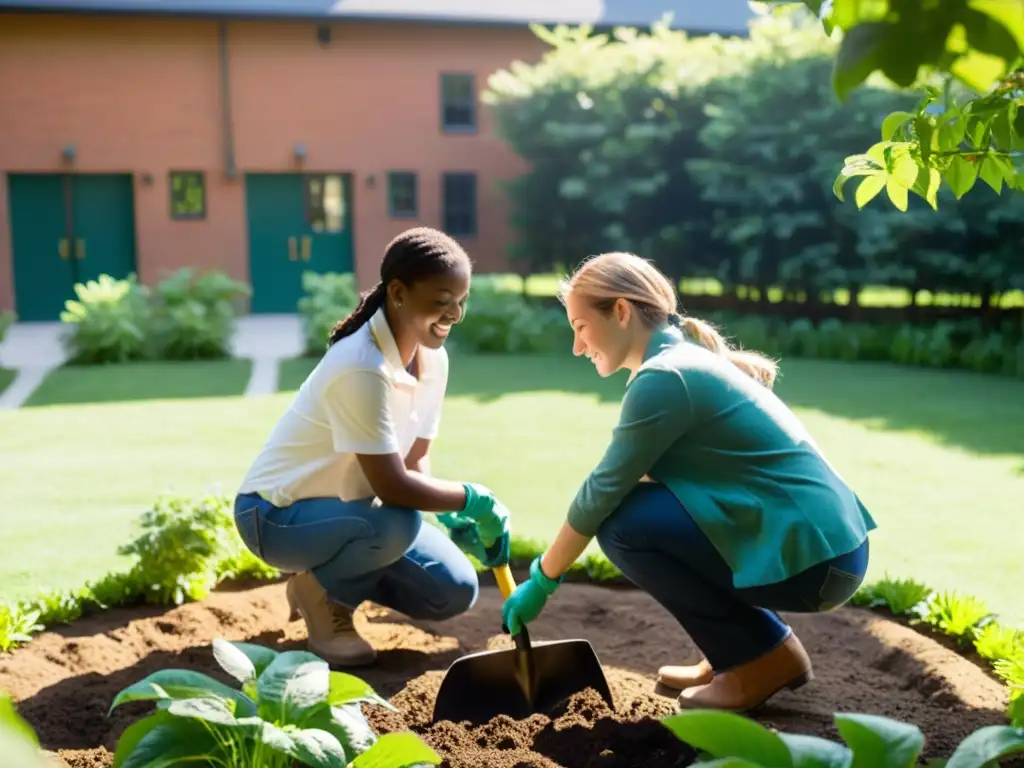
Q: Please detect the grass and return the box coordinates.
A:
[1,354,1022,627]
[23,359,253,406]
[0,368,15,397]
[506,273,1024,309]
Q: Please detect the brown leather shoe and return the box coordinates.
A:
[657,658,714,691]
[677,633,813,712]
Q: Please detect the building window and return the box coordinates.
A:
[442,172,477,236]
[170,171,205,219]
[440,73,476,132]
[388,172,418,218]
[306,174,346,233]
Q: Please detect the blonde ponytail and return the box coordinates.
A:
[680,316,778,389]
[561,252,778,388]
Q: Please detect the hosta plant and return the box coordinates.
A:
[110,638,441,768]
[663,708,1024,768]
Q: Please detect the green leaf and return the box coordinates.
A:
[662,710,792,764]
[350,732,443,768]
[307,703,378,760]
[834,162,882,202]
[167,696,238,726]
[116,714,222,768]
[694,760,767,768]
[882,111,914,141]
[891,154,920,188]
[945,724,1024,768]
[213,638,278,686]
[328,671,396,711]
[834,22,889,100]
[0,694,38,748]
[979,155,1006,192]
[834,712,925,767]
[257,651,331,724]
[1010,696,1024,728]
[109,669,257,717]
[885,177,909,211]
[968,0,1024,51]
[112,712,173,768]
[911,166,942,210]
[291,728,350,768]
[936,116,966,152]
[778,733,854,767]
[944,156,981,198]
[856,174,887,208]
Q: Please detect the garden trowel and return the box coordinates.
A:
[431,563,614,725]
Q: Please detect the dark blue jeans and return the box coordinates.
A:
[596,483,869,672]
[233,492,478,621]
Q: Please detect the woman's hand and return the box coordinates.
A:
[502,555,562,635]
[459,483,511,546]
[437,512,510,568]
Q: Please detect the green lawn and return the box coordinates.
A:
[0,368,15,397]
[23,359,253,406]
[1,354,1022,628]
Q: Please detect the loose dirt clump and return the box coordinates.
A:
[0,582,1010,768]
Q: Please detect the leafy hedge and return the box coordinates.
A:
[58,269,251,364]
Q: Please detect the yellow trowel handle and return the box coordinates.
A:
[493,564,517,599]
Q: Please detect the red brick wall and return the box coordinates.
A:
[0,13,544,312]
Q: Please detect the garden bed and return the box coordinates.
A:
[2,580,1010,768]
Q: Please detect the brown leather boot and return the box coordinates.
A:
[677,633,813,712]
[657,658,714,691]
[285,572,377,667]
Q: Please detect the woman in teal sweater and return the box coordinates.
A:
[502,252,876,712]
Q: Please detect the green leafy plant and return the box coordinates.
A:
[853,575,934,618]
[663,707,1024,767]
[150,268,250,360]
[0,603,43,654]
[109,638,441,768]
[973,623,1024,663]
[298,271,360,355]
[452,276,572,354]
[994,655,1024,700]
[59,274,153,364]
[116,492,278,606]
[922,590,996,643]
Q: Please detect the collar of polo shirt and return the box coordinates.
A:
[367,306,434,389]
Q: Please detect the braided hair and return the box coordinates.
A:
[327,227,470,347]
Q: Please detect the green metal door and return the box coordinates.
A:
[71,174,137,284]
[8,174,76,322]
[245,173,354,314]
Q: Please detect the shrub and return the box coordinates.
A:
[662,707,1024,767]
[454,276,572,354]
[116,492,278,606]
[0,310,14,346]
[298,271,359,355]
[59,274,152,364]
[150,268,250,360]
[109,638,441,768]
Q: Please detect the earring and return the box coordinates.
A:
[395,301,402,309]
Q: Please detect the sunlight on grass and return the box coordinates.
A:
[0,367,15,397]
[0,355,1021,627]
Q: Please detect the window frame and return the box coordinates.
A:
[387,171,418,218]
[441,172,478,237]
[439,72,477,134]
[169,170,206,221]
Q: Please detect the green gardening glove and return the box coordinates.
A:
[436,512,511,568]
[501,555,562,636]
[458,483,511,547]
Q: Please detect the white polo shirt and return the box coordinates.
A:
[238,307,449,507]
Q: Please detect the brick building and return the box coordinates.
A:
[0,0,751,320]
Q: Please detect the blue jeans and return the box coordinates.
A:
[233,492,479,621]
[596,483,869,672]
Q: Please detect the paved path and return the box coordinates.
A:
[0,314,305,409]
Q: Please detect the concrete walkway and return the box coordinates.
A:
[0,314,305,409]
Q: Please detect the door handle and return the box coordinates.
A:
[288,236,298,261]
[74,238,85,259]
[301,236,311,262]
[58,238,69,260]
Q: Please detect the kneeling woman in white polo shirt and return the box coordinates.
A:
[234,227,512,667]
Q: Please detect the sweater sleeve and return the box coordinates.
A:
[566,367,693,537]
